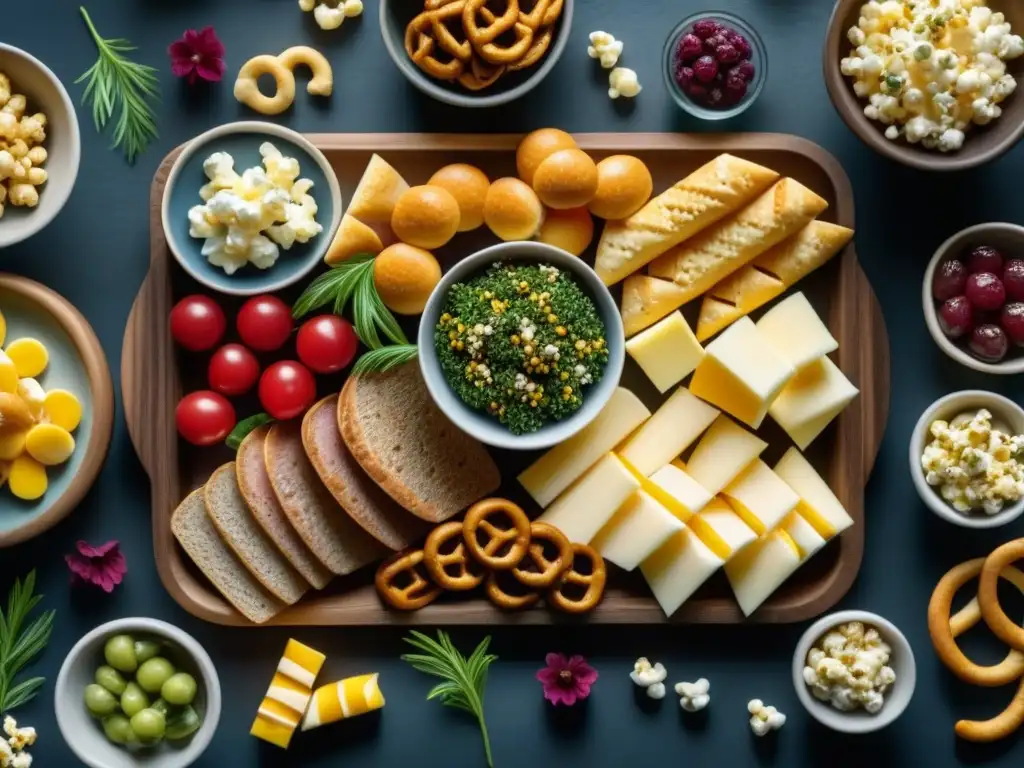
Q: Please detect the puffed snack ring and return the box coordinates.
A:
[511,521,572,589]
[956,676,1024,743]
[979,538,1024,652]
[485,570,541,611]
[547,543,607,614]
[423,520,484,591]
[462,497,532,570]
[462,0,519,45]
[951,564,1024,636]
[375,549,443,611]
[277,46,334,97]
[234,55,297,116]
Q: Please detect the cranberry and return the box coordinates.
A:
[967,245,1003,275]
[938,296,974,339]
[1002,302,1024,346]
[675,65,695,90]
[1005,259,1024,301]
[723,74,748,104]
[733,61,756,81]
[970,324,1009,362]
[686,82,709,99]
[677,33,704,62]
[693,55,718,83]
[965,272,1006,310]
[716,43,740,63]
[931,258,968,301]
[693,19,722,39]
[734,36,753,60]
[704,34,728,54]
[707,87,724,107]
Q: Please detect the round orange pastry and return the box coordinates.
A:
[428,163,490,232]
[373,243,442,315]
[390,185,461,249]
[588,155,653,220]
[483,178,544,241]
[515,128,577,186]
[532,149,599,210]
[535,207,594,256]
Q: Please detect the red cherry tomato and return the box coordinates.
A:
[236,295,294,352]
[176,390,236,446]
[296,315,359,374]
[258,360,317,420]
[208,344,261,396]
[170,295,226,351]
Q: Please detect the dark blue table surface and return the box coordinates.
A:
[5,0,1024,765]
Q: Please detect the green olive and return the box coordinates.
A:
[120,682,149,718]
[161,672,198,706]
[150,698,172,718]
[94,665,128,696]
[84,683,119,717]
[130,708,166,744]
[103,634,137,674]
[165,705,202,741]
[101,714,135,745]
[134,639,161,665]
[137,657,175,694]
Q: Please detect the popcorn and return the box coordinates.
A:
[0,716,35,768]
[630,657,667,699]
[0,72,47,220]
[748,699,786,736]
[675,678,710,712]
[802,621,897,715]
[608,68,641,99]
[587,31,624,69]
[300,0,363,31]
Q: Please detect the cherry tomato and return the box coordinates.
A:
[208,344,260,396]
[236,295,294,352]
[258,361,316,420]
[296,315,359,374]
[176,391,236,446]
[170,296,226,351]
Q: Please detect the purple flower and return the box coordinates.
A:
[169,27,225,85]
[536,653,598,706]
[65,540,127,593]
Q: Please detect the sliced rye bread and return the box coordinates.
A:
[302,395,429,550]
[338,362,501,523]
[237,426,333,590]
[171,488,285,624]
[264,420,386,575]
[204,462,309,605]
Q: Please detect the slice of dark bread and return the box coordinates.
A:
[338,363,501,522]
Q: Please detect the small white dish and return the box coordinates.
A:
[909,390,1024,529]
[792,610,915,734]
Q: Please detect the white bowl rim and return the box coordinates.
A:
[908,389,1024,529]
[159,120,342,297]
[922,221,1024,375]
[792,609,916,734]
[55,617,222,768]
[0,43,81,250]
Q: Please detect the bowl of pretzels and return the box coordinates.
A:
[380,0,572,107]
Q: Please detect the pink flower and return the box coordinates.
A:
[169,27,225,84]
[536,653,598,706]
[65,540,127,593]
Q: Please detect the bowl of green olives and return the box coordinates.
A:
[55,618,221,768]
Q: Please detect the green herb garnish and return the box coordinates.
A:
[401,631,496,768]
[352,344,418,375]
[77,6,160,164]
[0,570,55,712]
[226,413,274,451]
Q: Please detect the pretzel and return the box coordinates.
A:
[277,46,334,96]
[540,0,562,25]
[375,549,442,611]
[477,22,534,64]
[234,55,297,115]
[547,543,606,614]
[517,0,551,29]
[405,13,465,80]
[462,0,519,45]
[507,25,551,71]
[511,521,572,589]
[423,521,484,591]
[463,498,531,570]
[485,570,540,610]
[979,539,1024,652]
[430,0,473,62]
[951,564,1024,636]
[458,58,505,90]
[956,676,1024,742]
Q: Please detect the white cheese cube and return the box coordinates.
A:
[687,498,758,561]
[539,453,641,544]
[638,461,714,522]
[780,510,827,563]
[617,388,719,476]
[685,415,767,496]
[721,459,799,535]
[641,527,723,617]
[769,356,859,450]
[625,311,705,392]
[592,490,685,571]
[773,448,854,539]
[724,528,802,616]
[755,292,838,371]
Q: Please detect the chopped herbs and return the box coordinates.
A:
[434,262,608,435]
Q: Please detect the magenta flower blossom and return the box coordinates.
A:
[169,27,225,84]
[65,540,127,593]
[536,653,598,706]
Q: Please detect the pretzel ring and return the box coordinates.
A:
[430,1,473,62]
[423,521,484,591]
[277,46,334,96]
[951,565,1024,635]
[477,22,534,64]
[375,549,442,611]
[956,676,1024,742]
[234,55,297,116]
[457,58,505,90]
[511,521,572,589]
[507,25,551,71]
[928,558,1024,686]
[979,539,1024,652]
[463,0,518,45]
[485,570,540,610]
[547,543,606,614]
[405,11,435,57]
[517,0,551,29]
[463,498,531,570]
[540,0,563,25]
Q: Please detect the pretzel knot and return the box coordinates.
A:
[547,543,606,614]
[485,570,540,611]
[458,57,505,91]
[375,549,442,611]
[423,521,484,591]
[512,521,572,589]
[430,0,474,62]
[463,497,532,570]
[405,10,466,80]
[476,22,534,65]
[462,0,519,45]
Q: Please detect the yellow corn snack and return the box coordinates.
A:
[24,423,74,465]
[9,454,46,500]
[42,389,82,431]
[301,673,384,731]
[0,429,26,461]
[0,351,17,394]
[5,338,48,378]
[251,639,326,749]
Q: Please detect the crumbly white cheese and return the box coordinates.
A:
[630,657,667,699]
[801,621,896,714]
[675,678,710,712]
[747,699,786,736]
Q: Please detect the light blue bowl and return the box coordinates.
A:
[161,122,342,296]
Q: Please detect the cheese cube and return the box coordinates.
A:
[592,490,685,571]
[626,461,713,522]
[773,448,853,538]
[755,292,838,371]
[519,388,650,507]
[252,639,327,749]
[721,459,799,535]
[780,510,827,563]
[724,528,802,616]
[539,453,641,544]
[688,316,795,428]
[302,673,385,731]
[625,311,705,392]
[687,498,758,561]
[618,388,719,476]
[685,415,767,496]
[640,527,724,617]
[768,356,858,450]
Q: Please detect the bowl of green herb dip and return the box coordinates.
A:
[418,241,624,451]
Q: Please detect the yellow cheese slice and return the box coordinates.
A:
[721,459,799,536]
[617,388,719,476]
[625,311,705,393]
[684,415,767,496]
[755,292,838,372]
[769,356,859,450]
[687,498,757,561]
[251,639,326,749]
[302,673,385,731]
[773,448,854,538]
[620,275,691,338]
[640,527,724,617]
[780,510,827,563]
[724,528,802,616]
[621,460,712,523]
[592,490,685,572]
[539,453,641,544]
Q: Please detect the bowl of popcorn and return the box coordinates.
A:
[824,0,1024,171]
[792,610,915,734]
[161,121,342,296]
[0,44,80,249]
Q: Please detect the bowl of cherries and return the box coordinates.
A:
[924,222,1024,374]
[663,10,766,120]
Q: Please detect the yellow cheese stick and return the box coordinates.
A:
[251,639,326,749]
[301,673,385,731]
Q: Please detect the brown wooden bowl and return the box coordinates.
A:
[824,0,1024,171]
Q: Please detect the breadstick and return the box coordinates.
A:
[979,539,1024,652]
[956,675,1024,742]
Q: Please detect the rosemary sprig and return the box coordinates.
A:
[76,6,160,164]
[401,631,496,767]
[225,413,274,451]
[0,571,55,713]
[351,344,418,375]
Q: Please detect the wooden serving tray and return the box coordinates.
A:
[123,133,889,626]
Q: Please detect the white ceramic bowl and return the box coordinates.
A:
[55,618,222,768]
[909,390,1024,528]
[922,222,1024,375]
[792,610,915,734]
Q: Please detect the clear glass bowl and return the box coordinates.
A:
[662,10,768,121]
